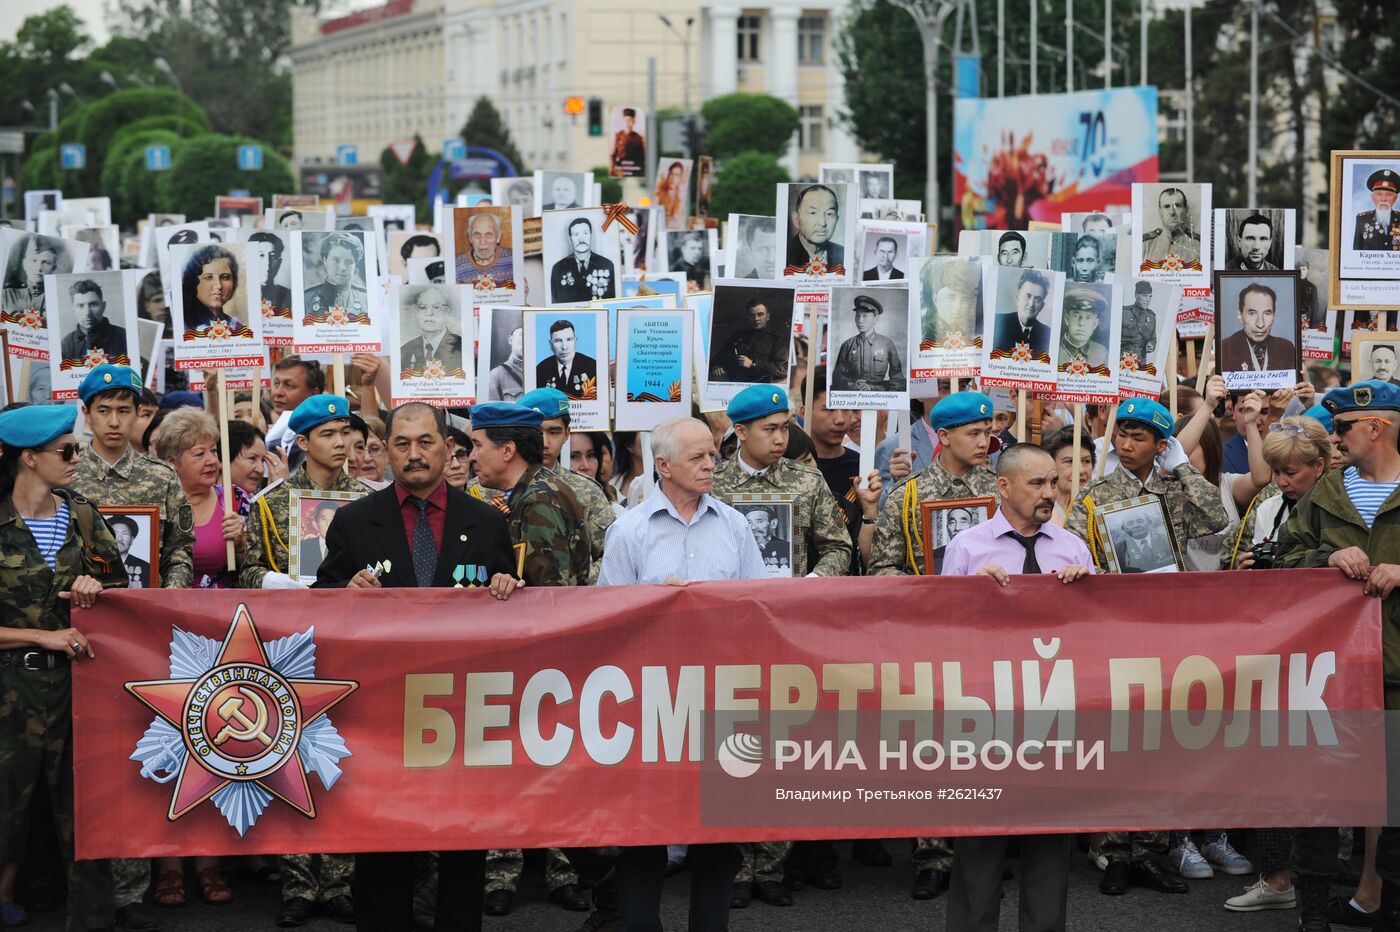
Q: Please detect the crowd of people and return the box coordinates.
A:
[0,329,1396,932]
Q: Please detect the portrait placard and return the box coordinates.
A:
[859,199,923,222]
[477,306,525,402]
[153,222,210,297]
[388,282,474,407]
[139,214,186,267]
[24,190,61,225]
[445,206,523,305]
[1050,232,1125,282]
[959,229,1054,270]
[825,284,910,411]
[726,214,777,280]
[608,105,647,178]
[1131,183,1212,288]
[542,208,620,305]
[980,264,1064,392]
[1061,212,1119,235]
[1213,270,1302,391]
[288,489,364,585]
[1342,312,1393,355]
[1213,208,1295,273]
[291,230,382,354]
[1296,245,1333,360]
[660,228,718,293]
[492,177,538,218]
[818,163,858,187]
[614,307,694,431]
[820,163,894,202]
[1330,151,1400,309]
[618,205,656,276]
[534,171,593,214]
[1045,278,1121,405]
[406,257,446,285]
[1094,495,1182,574]
[1350,332,1400,387]
[167,242,266,370]
[654,159,694,231]
[63,225,120,273]
[920,497,997,576]
[388,231,444,280]
[777,182,857,284]
[857,220,927,283]
[232,229,294,346]
[0,229,88,360]
[272,194,320,209]
[622,273,684,304]
[730,493,797,579]
[215,196,264,225]
[265,207,334,232]
[187,350,269,392]
[39,197,110,236]
[911,255,984,380]
[686,291,716,408]
[706,279,797,405]
[45,269,141,400]
[694,156,715,227]
[1118,278,1180,399]
[594,293,676,359]
[98,505,161,590]
[368,203,416,250]
[522,307,609,431]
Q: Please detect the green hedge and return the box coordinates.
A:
[102,130,187,220]
[158,133,295,219]
[711,151,791,217]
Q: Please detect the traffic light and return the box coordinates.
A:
[588,98,603,137]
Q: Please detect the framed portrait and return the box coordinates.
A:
[777,182,856,283]
[287,489,364,584]
[168,241,266,369]
[233,228,294,346]
[541,208,621,305]
[0,229,89,360]
[654,159,694,231]
[912,255,984,380]
[477,306,525,402]
[1130,182,1212,287]
[1094,495,1182,574]
[979,264,1063,392]
[825,284,911,410]
[1213,208,1295,273]
[535,170,593,214]
[726,214,777,280]
[44,269,141,401]
[1212,269,1302,391]
[447,206,523,305]
[730,493,797,579]
[389,282,474,407]
[388,231,444,279]
[99,505,161,590]
[919,497,996,576]
[492,177,538,218]
[706,279,797,404]
[522,306,610,431]
[1329,150,1400,310]
[290,230,382,354]
[1350,332,1400,387]
[660,228,717,293]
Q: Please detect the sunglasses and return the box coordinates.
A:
[39,442,81,461]
[1332,416,1393,436]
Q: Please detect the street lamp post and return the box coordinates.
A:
[658,15,695,115]
[890,0,957,229]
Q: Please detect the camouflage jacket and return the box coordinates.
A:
[239,466,373,588]
[548,465,613,585]
[869,457,999,576]
[506,464,590,587]
[0,489,127,632]
[71,444,195,589]
[712,455,853,577]
[1066,462,1229,572]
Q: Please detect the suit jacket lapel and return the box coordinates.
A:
[433,488,479,587]
[369,487,415,587]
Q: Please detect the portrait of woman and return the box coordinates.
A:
[654,160,689,231]
[180,244,247,337]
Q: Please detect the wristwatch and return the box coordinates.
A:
[861,515,878,525]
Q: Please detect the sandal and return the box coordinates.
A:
[196,866,233,905]
[153,868,186,907]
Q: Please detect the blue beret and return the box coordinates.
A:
[1116,398,1174,438]
[78,364,143,405]
[518,388,571,420]
[1322,380,1400,417]
[727,384,789,424]
[469,401,544,429]
[158,391,203,411]
[1303,403,1333,434]
[929,391,994,432]
[289,394,353,437]
[0,405,77,450]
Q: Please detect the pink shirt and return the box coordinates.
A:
[192,495,232,588]
[939,509,1093,577]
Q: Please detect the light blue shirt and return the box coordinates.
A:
[598,485,768,585]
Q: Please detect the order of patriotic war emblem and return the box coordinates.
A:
[125,604,358,834]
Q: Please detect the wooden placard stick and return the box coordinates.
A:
[217,370,236,571]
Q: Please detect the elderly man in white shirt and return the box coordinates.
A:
[597,415,765,930]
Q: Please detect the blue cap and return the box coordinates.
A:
[727,385,789,424]
[1116,398,1174,439]
[929,391,995,432]
[78,364,143,406]
[1303,403,1333,434]
[1322,380,1400,417]
[469,401,545,428]
[158,391,203,411]
[518,387,571,420]
[0,405,77,450]
[289,394,353,437]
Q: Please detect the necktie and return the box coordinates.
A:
[1252,342,1266,369]
[412,499,437,587]
[1008,531,1042,574]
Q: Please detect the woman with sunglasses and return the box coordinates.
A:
[0,404,127,931]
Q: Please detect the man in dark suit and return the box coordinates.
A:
[316,401,521,932]
[1353,168,1400,251]
[548,216,616,303]
[991,269,1051,358]
[61,278,129,365]
[298,500,338,576]
[1368,343,1400,388]
[1219,282,1296,375]
[534,318,598,398]
[399,285,464,376]
[862,236,904,281]
[784,184,845,275]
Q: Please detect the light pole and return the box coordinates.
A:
[153,57,188,138]
[1247,0,1258,206]
[890,0,957,229]
[658,15,695,115]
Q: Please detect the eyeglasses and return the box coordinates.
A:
[39,443,81,461]
[1332,416,1393,436]
[449,449,471,462]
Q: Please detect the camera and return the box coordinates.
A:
[1245,540,1279,569]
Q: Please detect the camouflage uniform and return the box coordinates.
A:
[712,456,852,577]
[485,847,579,896]
[868,456,1000,576]
[236,466,369,903]
[1066,461,1227,864]
[505,464,590,587]
[0,489,127,931]
[548,463,614,585]
[70,443,195,911]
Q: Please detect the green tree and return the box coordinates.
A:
[591,167,622,204]
[460,98,527,175]
[65,88,209,197]
[14,4,90,64]
[699,94,799,160]
[157,134,296,218]
[102,129,187,219]
[379,135,435,224]
[712,151,790,217]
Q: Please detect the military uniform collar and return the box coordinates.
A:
[736,451,777,480]
[507,463,544,503]
[82,441,135,479]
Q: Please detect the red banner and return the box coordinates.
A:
[74,572,1384,859]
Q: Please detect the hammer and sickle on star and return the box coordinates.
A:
[213,686,273,747]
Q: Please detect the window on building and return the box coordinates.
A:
[799,104,823,151]
[737,14,762,62]
[798,15,824,64]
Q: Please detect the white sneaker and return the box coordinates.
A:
[1203,834,1255,875]
[1086,846,1107,871]
[1224,877,1296,912]
[1168,839,1215,879]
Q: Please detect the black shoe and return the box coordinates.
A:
[730,881,752,909]
[753,880,793,907]
[1099,861,1130,896]
[276,897,316,928]
[324,894,355,924]
[1129,859,1188,894]
[483,889,515,916]
[115,903,161,932]
[1328,894,1375,929]
[572,911,621,932]
[1376,880,1400,932]
[549,883,591,912]
[807,869,842,890]
[780,868,805,891]
[664,858,685,878]
[911,869,948,900]
[851,839,893,868]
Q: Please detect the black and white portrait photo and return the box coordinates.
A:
[535,170,591,213]
[297,231,371,322]
[733,499,794,579]
[542,208,620,305]
[915,255,983,369]
[492,177,538,217]
[53,272,132,369]
[397,284,465,378]
[1051,232,1117,283]
[389,231,444,278]
[480,306,525,402]
[663,229,715,292]
[1214,208,1295,272]
[1132,182,1211,281]
[858,166,894,201]
[728,215,777,280]
[861,234,907,281]
[1214,270,1302,390]
[1350,334,1400,387]
[1,231,78,336]
[1099,497,1180,573]
[98,506,160,589]
[920,497,996,575]
[778,182,855,281]
[989,267,1054,358]
[826,285,909,407]
[707,280,796,396]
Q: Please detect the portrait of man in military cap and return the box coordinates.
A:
[1057,284,1111,371]
[732,499,794,579]
[829,288,908,396]
[1215,270,1302,389]
[609,106,647,178]
[1139,185,1203,270]
[301,231,370,319]
[1353,167,1400,251]
[1120,280,1160,364]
